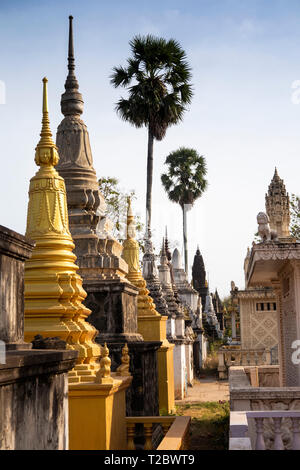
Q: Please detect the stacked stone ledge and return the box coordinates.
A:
[0,225,77,450]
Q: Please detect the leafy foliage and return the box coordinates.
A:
[111,35,193,140]
[290,193,300,240]
[98,177,144,248]
[161,147,207,208]
[176,401,229,450]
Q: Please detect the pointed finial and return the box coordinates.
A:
[161,237,166,254]
[164,228,171,261]
[126,197,136,239]
[160,237,168,265]
[273,167,280,180]
[35,78,59,167]
[68,16,75,77]
[144,223,153,254]
[61,15,84,117]
[127,196,133,217]
[42,76,49,114]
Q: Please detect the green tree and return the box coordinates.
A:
[290,193,300,240]
[98,177,144,249]
[111,35,193,233]
[161,147,207,274]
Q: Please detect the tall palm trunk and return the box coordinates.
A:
[146,126,154,233]
[182,204,188,276]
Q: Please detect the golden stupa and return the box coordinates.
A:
[24,78,100,383]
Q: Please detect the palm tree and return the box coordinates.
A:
[110,35,193,233]
[161,147,207,275]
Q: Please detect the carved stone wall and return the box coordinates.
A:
[230,366,300,450]
[0,350,76,450]
[279,263,299,386]
[239,294,278,350]
[0,226,77,449]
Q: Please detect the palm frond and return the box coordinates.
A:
[111,34,193,136]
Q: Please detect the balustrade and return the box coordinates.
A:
[230,410,300,450]
[218,347,271,379]
[125,416,190,450]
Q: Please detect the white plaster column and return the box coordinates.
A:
[271,280,285,387]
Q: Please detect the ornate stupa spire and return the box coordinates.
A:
[122,202,174,410]
[56,15,105,235]
[25,78,101,384]
[56,16,128,284]
[60,15,83,117]
[142,227,169,316]
[165,228,172,261]
[122,199,159,318]
[164,230,182,308]
[122,202,175,413]
[192,246,208,310]
[172,247,199,313]
[158,238,182,321]
[265,168,290,238]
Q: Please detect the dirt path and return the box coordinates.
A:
[176,377,229,404]
[175,377,230,450]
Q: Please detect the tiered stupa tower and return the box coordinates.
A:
[158,239,187,399]
[158,240,179,339]
[143,230,170,317]
[192,247,208,311]
[122,200,175,414]
[56,17,160,418]
[171,248,196,386]
[56,16,106,243]
[204,292,222,339]
[172,248,199,313]
[56,17,138,347]
[165,234,184,315]
[24,78,132,451]
[24,78,100,383]
[212,289,224,331]
[265,168,290,239]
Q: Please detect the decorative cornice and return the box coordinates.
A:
[234,289,276,300]
[252,243,300,261]
[0,225,34,261]
[247,242,300,285]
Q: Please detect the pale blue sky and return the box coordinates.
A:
[1,0,300,298]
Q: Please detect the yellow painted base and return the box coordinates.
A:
[68,375,132,450]
[138,315,175,414]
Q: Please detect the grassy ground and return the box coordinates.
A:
[176,401,230,450]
